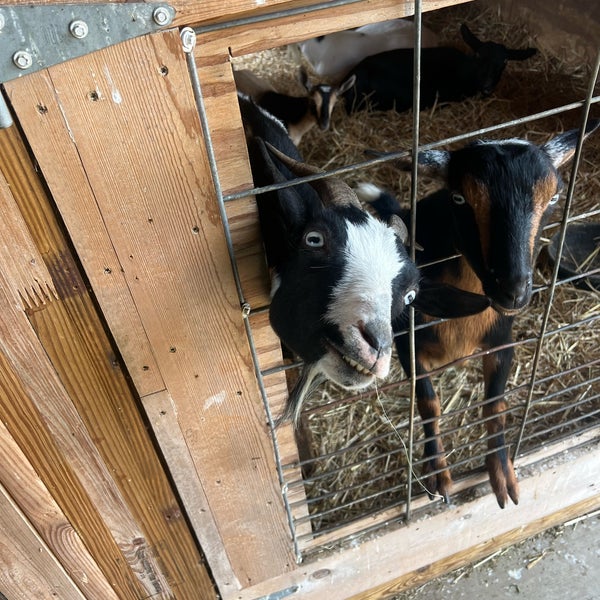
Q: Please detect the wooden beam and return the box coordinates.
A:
[193,0,473,66]
[0,419,120,600]
[0,104,216,597]
[5,29,294,592]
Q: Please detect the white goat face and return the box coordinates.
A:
[321,216,413,387]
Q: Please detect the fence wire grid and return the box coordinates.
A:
[186,0,600,563]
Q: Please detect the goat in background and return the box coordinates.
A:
[343,24,537,114]
[234,67,355,145]
[360,119,599,508]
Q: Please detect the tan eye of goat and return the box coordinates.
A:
[403,289,417,305]
[452,192,466,205]
[305,230,325,248]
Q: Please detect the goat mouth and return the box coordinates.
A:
[323,339,375,378]
[490,301,526,316]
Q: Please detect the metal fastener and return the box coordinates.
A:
[13,51,33,70]
[152,6,172,26]
[69,19,89,39]
[180,27,196,53]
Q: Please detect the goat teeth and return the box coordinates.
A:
[342,354,372,376]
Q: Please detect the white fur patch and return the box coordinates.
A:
[325,217,405,327]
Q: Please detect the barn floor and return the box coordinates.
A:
[395,509,600,599]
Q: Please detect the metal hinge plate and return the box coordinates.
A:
[0,3,176,83]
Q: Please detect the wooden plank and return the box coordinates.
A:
[0,418,120,600]
[6,29,294,589]
[2,74,164,398]
[194,0,473,66]
[0,482,85,600]
[0,111,216,598]
[196,58,313,549]
[232,439,600,599]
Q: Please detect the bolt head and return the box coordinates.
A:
[180,27,196,53]
[153,6,173,26]
[69,20,89,39]
[13,50,33,70]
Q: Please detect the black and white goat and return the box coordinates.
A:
[343,24,537,114]
[238,94,489,424]
[234,67,355,145]
[298,18,438,80]
[359,119,599,508]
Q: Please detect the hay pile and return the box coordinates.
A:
[234,1,600,537]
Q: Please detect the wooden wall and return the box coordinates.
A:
[0,1,598,599]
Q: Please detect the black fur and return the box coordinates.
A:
[343,23,537,113]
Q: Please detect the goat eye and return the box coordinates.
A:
[549,193,560,205]
[304,230,325,248]
[451,192,466,205]
[403,289,417,305]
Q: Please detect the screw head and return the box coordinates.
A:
[69,20,89,39]
[13,50,33,70]
[180,27,196,53]
[153,6,173,26]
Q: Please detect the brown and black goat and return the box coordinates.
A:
[359,119,599,508]
[234,67,355,145]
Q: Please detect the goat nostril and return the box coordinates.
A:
[358,321,391,355]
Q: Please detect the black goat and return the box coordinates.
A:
[235,67,355,145]
[359,119,599,507]
[238,94,488,424]
[343,24,537,113]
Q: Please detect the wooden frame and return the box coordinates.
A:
[1,1,598,599]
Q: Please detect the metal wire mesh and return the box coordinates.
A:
[186,0,600,563]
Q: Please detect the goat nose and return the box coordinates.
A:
[497,274,532,308]
[359,320,392,355]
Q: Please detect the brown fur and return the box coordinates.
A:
[530,174,558,254]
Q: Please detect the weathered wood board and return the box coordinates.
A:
[5,27,294,596]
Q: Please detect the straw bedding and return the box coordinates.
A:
[234,1,600,533]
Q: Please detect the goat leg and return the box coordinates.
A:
[416,378,452,503]
[483,351,519,508]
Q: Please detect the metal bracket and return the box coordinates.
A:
[0,3,176,84]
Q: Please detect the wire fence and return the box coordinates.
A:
[186,0,600,563]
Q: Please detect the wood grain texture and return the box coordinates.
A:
[0,483,85,600]
[0,111,216,597]
[0,420,119,600]
[6,29,294,590]
[2,76,164,398]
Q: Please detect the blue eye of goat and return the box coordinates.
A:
[403,289,417,305]
[305,231,325,248]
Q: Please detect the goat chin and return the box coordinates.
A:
[278,346,390,429]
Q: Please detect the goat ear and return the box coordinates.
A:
[542,119,600,169]
[255,138,309,227]
[412,280,491,318]
[338,74,356,95]
[364,148,451,181]
[506,47,537,61]
[460,24,483,51]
